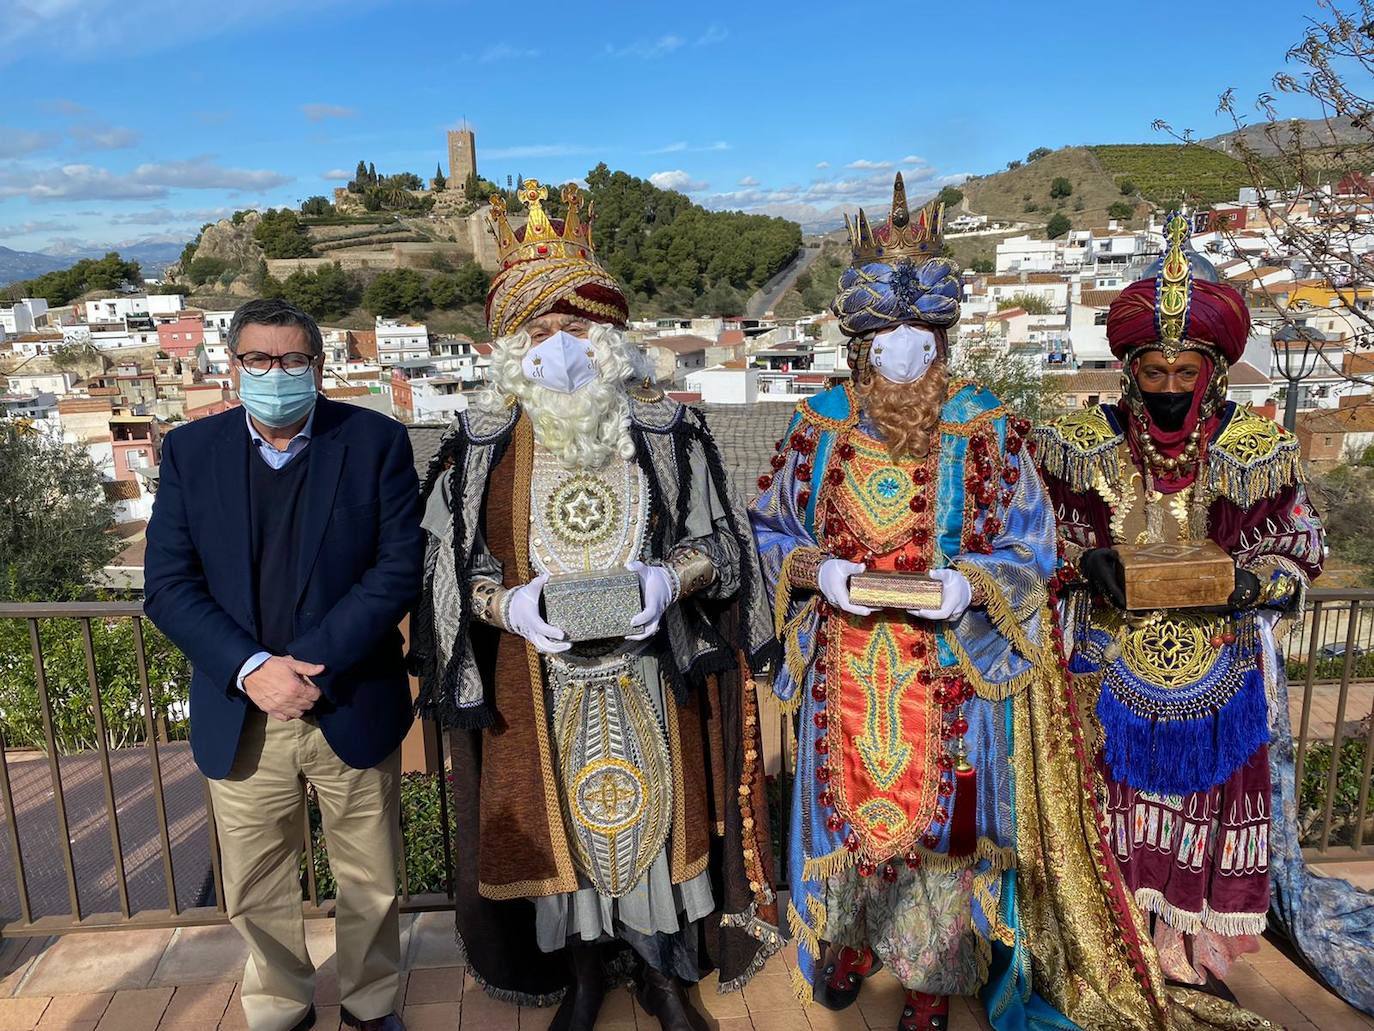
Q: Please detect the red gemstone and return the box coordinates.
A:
[812,683,827,702]
[1008,437,1023,454]
[816,765,832,783]
[844,831,860,852]
[816,657,828,674]
[826,813,844,832]
[910,641,927,659]
[814,712,828,730]
[797,490,811,507]
[818,789,835,807]
[1222,632,1236,645]
[815,737,829,755]
[918,670,933,686]
[894,552,910,571]
[838,443,856,460]
[1003,467,1021,486]
[826,468,844,485]
[935,806,949,822]
[536,243,549,255]
[909,496,926,513]
[912,467,929,485]
[938,781,953,796]
[796,463,812,480]
[1210,634,1225,648]
[921,832,940,848]
[857,861,876,877]
[757,475,773,490]
[905,850,922,869]
[1295,505,1305,516]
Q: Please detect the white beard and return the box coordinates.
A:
[481,322,647,470]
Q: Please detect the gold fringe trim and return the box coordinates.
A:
[787,898,821,957]
[942,623,1055,702]
[789,962,815,1003]
[807,893,827,927]
[953,561,1044,662]
[1032,421,1122,494]
[802,847,854,883]
[800,835,1015,884]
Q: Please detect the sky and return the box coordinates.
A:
[0,0,1328,254]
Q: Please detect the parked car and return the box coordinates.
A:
[1318,643,1366,660]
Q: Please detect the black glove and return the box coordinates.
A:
[1080,547,1127,609]
[1228,567,1263,609]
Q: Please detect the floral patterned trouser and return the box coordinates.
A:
[823,863,987,997]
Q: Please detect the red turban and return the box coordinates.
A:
[1105,277,1250,365]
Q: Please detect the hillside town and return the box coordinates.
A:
[6,176,1374,577]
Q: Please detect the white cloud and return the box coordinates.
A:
[131,156,292,191]
[0,218,77,235]
[476,44,539,63]
[696,24,729,46]
[0,128,61,158]
[847,159,893,170]
[647,140,730,155]
[300,103,356,122]
[0,155,292,201]
[322,168,352,180]
[649,169,709,193]
[68,123,140,149]
[606,34,686,59]
[108,206,235,225]
[901,155,926,165]
[738,175,760,187]
[706,141,730,151]
[815,161,830,169]
[650,142,689,154]
[39,98,89,116]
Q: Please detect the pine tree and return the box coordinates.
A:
[434,162,447,191]
[368,162,377,184]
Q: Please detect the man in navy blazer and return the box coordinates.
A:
[145,299,420,1031]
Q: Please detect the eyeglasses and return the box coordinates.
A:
[235,351,317,377]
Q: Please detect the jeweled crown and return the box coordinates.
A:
[1154,211,1194,359]
[489,178,598,270]
[845,173,945,266]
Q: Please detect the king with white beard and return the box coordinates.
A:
[414,180,780,1031]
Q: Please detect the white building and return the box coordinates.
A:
[0,298,49,335]
[83,294,183,324]
[375,317,430,367]
[685,363,759,405]
[6,370,79,396]
[985,274,1070,312]
[995,236,1060,274]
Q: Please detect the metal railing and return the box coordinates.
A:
[0,591,1371,938]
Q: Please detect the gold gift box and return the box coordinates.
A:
[1116,540,1234,610]
[542,567,643,641]
[848,571,944,610]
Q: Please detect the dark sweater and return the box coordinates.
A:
[248,448,312,655]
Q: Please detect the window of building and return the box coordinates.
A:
[1094,311,1108,326]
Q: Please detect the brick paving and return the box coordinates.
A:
[0,909,1368,1030]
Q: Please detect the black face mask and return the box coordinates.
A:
[1141,390,1194,432]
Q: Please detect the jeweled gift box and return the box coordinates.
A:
[1116,540,1234,610]
[848,571,944,611]
[542,567,643,642]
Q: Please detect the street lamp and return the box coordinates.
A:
[1273,324,1325,431]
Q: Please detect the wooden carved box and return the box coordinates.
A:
[848,571,944,611]
[1116,540,1234,610]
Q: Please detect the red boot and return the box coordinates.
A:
[898,992,948,1031]
[818,946,881,1011]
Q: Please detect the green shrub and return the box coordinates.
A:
[1297,733,1372,846]
[303,771,450,899]
[0,617,190,752]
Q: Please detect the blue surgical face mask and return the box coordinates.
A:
[238,369,318,428]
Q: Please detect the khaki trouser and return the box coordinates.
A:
[206,711,402,1031]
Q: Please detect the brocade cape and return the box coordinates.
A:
[412,395,781,1003]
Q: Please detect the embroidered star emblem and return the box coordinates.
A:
[561,485,606,534]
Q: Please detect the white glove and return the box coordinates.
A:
[505,573,570,654]
[912,568,973,622]
[626,560,675,641]
[818,559,874,617]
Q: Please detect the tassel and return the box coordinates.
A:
[949,756,977,858]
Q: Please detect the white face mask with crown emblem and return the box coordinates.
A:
[869,324,938,384]
[521,330,599,394]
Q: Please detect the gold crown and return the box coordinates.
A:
[1154,211,1194,359]
[845,173,945,266]
[488,178,597,270]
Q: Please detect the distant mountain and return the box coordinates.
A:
[0,246,69,286]
[1200,117,1371,158]
[0,238,187,288]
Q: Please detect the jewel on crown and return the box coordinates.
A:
[844,172,946,267]
[488,178,598,270]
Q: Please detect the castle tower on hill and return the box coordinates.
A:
[447,128,476,196]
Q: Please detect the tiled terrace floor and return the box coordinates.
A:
[0,895,1371,1031]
